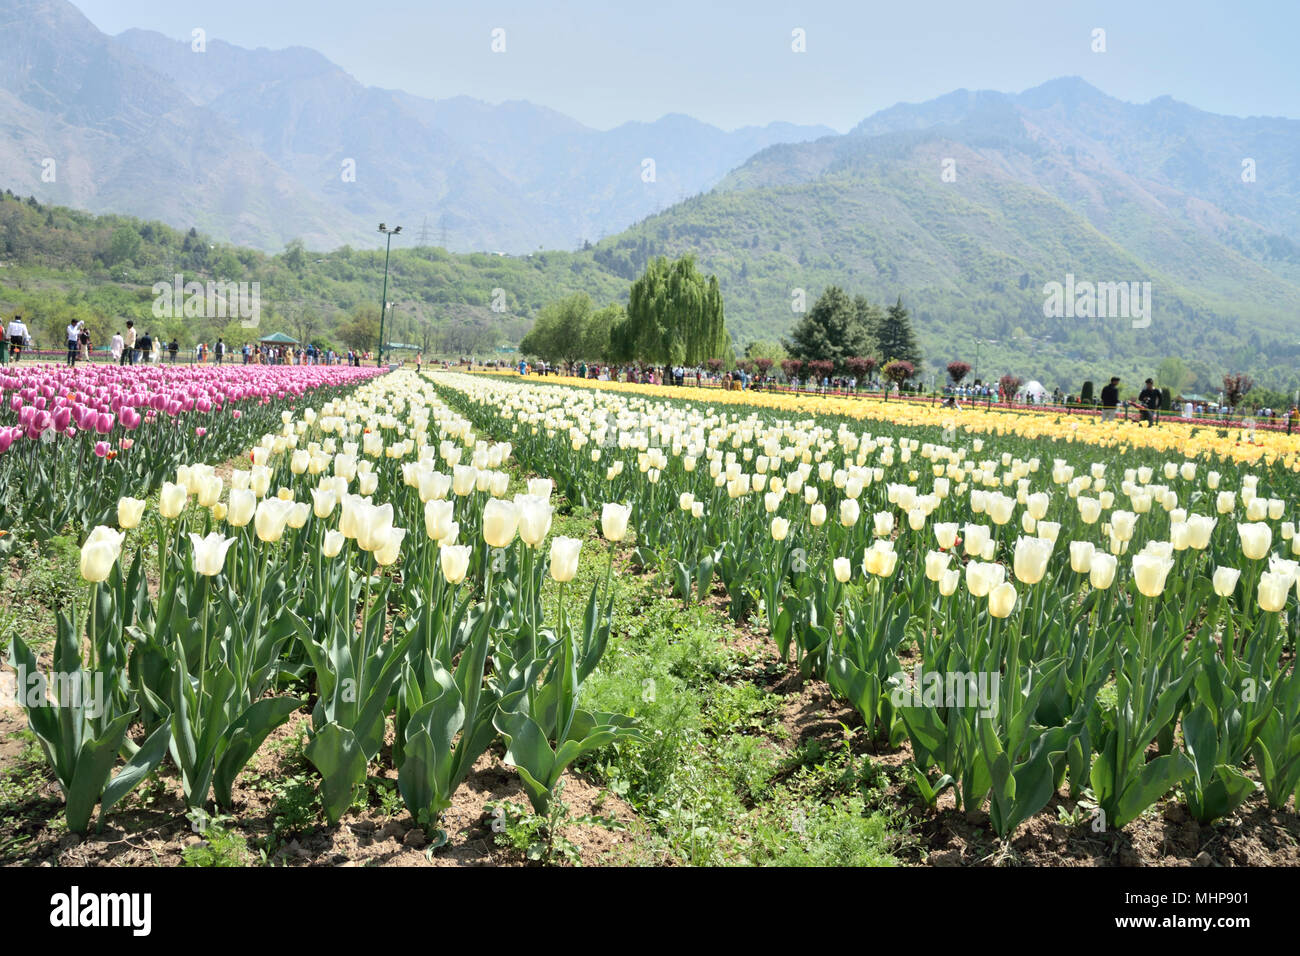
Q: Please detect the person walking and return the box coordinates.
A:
[1100,376,1120,422]
[110,330,124,364]
[138,329,154,365]
[215,338,226,365]
[79,325,91,362]
[1139,378,1161,427]
[122,321,137,365]
[7,315,28,363]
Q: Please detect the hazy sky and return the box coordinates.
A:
[73,0,1300,132]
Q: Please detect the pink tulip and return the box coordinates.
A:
[94,441,110,458]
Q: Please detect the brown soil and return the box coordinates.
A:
[1,709,645,868]
[764,667,1300,867]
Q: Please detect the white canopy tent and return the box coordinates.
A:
[1021,380,1048,402]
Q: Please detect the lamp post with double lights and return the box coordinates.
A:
[377,223,402,366]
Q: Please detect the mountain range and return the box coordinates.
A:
[590,77,1300,389]
[3,0,1300,392]
[0,0,833,252]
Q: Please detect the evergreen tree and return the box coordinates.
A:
[784,286,871,371]
[853,294,883,355]
[876,296,923,368]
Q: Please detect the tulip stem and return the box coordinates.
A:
[85,581,97,675]
[198,576,210,705]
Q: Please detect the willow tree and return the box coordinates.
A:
[613,256,727,364]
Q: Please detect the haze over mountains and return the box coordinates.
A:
[2,0,1299,391]
[0,0,833,251]
[593,77,1300,388]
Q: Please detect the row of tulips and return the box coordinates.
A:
[432,371,1300,835]
[0,363,382,541]
[484,371,1300,468]
[9,370,640,838]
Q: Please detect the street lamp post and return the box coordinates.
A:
[377,223,402,366]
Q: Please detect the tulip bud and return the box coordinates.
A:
[1089,553,1117,590]
[1131,553,1174,597]
[374,526,407,567]
[156,482,187,519]
[988,581,1017,618]
[117,497,146,529]
[839,499,861,528]
[963,523,990,557]
[549,536,582,582]
[1013,536,1053,585]
[1238,522,1272,561]
[287,502,310,529]
[80,526,124,582]
[1258,571,1290,613]
[322,529,345,558]
[939,567,960,596]
[424,499,455,541]
[924,550,950,582]
[441,544,471,584]
[601,502,632,542]
[515,494,553,547]
[1212,566,1240,597]
[1069,540,1095,573]
[482,498,519,549]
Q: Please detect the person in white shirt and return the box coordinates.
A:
[110,332,124,363]
[121,322,137,365]
[7,315,28,362]
[66,321,82,366]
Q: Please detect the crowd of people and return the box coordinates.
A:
[0,313,377,368]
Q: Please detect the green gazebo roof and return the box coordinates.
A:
[258,331,299,344]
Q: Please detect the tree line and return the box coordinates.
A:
[520,255,728,366]
[782,286,923,380]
